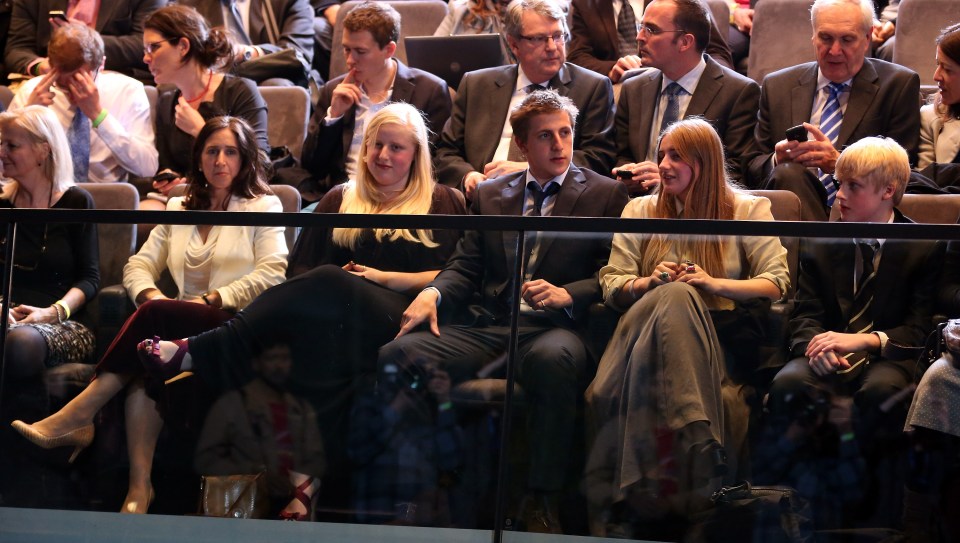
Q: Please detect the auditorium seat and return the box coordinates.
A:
[893,0,960,87]
[260,86,310,160]
[747,0,816,84]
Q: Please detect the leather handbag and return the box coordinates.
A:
[200,473,270,519]
[687,481,813,543]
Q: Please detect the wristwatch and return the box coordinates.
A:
[242,47,254,62]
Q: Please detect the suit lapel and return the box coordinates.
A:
[481,66,519,164]
[500,174,526,277]
[598,0,619,55]
[838,60,879,147]
[392,61,416,103]
[686,57,722,117]
[830,241,856,323]
[530,167,588,276]
[636,72,662,159]
[792,65,818,128]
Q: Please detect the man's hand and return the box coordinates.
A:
[612,161,660,194]
[26,70,56,107]
[49,15,83,30]
[805,331,878,359]
[396,289,440,338]
[463,171,488,200]
[790,123,840,174]
[608,55,643,83]
[329,70,362,119]
[732,6,754,34]
[174,96,206,138]
[483,160,526,180]
[521,279,573,310]
[324,4,340,26]
[66,70,102,119]
[807,349,849,377]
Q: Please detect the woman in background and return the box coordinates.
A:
[918,23,960,169]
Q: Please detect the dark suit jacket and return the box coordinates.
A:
[788,209,943,359]
[183,0,315,64]
[435,63,616,188]
[431,165,629,328]
[4,0,167,76]
[301,60,452,189]
[567,0,734,76]
[614,54,759,182]
[746,58,921,188]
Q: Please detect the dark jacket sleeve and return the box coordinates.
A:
[723,77,761,184]
[101,0,167,75]
[566,0,617,77]
[257,0,316,64]
[286,185,344,278]
[434,71,479,188]
[300,76,349,187]
[69,188,101,301]
[571,73,616,176]
[5,0,43,75]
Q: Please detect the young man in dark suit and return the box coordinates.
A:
[380,89,629,533]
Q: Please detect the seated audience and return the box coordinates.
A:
[195,342,325,521]
[871,0,898,62]
[12,116,288,515]
[568,0,733,83]
[434,0,515,65]
[766,137,943,519]
[435,0,616,198]
[4,0,166,79]
[181,0,316,84]
[613,0,758,194]
[10,23,157,183]
[0,105,99,381]
[727,0,752,70]
[142,4,270,210]
[135,103,465,491]
[745,0,920,221]
[301,1,451,200]
[380,90,628,534]
[919,23,960,169]
[586,118,788,538]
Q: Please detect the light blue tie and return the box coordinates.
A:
[67,109,90,183]
[659,82,684,135]
[818,82,847,206]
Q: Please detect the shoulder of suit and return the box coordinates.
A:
[863,57,917,80]
[579,167,620,188]
[763,61,817,85]
[564,62,607,84]
[400,63,448,88]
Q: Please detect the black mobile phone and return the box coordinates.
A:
[153,172,178,183]
[616,169,634,180]
[785,124,808,142]
[49,10,68,23]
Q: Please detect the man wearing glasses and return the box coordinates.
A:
[612,0,759,193]
[434,0,616,198]
[10,24,157,183]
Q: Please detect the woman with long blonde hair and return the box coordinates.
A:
[585,118,790,529]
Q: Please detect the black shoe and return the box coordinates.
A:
[688,439,728,489]
[515,492,562,534]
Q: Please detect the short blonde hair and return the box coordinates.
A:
[0,105,75,200]
[834,137,909,205]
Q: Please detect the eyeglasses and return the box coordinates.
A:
[636,23,687,36]
[517,31,568,48]
[143,38,177,56]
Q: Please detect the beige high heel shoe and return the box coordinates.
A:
[10,420,94,463]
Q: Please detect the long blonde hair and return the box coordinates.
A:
[0,105,75,202]
[332,103,438,249]
[641,118,735,283]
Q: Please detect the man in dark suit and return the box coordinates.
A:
[182,0,314,66]
[568,0,733,82]
[613,0,758,193]
[768,137,943,446]
[299,1,450,198]
[381,90,629,532]
[434,0,616,198]
[745,0,920,221]
[4,0,166,79]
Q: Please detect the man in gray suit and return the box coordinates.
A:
[434,0,616,197]
[745,0,920,221]
[613,0,759,194]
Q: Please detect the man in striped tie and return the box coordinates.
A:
[744,0,920,221]
[766,138,944,517]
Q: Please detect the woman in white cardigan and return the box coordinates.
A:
[919,23,960,169]
[12,116,287,515]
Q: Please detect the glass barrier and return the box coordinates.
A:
[0,207,958,543]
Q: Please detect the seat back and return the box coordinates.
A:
[893,0,960,86]
[747,0,816,83]
[76,183,139,287]
[259,86,310,159]
[329,0,449,79]
[749,189,801,296]
[897,194,960,224]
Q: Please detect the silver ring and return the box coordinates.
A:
[660,271,669,281]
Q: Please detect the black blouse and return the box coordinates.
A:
[155,75,270,176]
[286,184,466,278]
[0,186,100,310]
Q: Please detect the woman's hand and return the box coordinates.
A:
[9,304,58,324]
[676,262,721,293]
[343,261,386,286]
[174,96,206,138]
[153,170,187,196]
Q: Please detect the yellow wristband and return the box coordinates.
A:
[92,109,108,129]
[55,299,71,320]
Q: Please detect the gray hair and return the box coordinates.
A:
[503,0,569,39]
[810,0,874,36]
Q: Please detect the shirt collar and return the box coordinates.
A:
[815,70,854,93]
[523,166,569,189]
[517,65,556,91]
[660,55,707,95]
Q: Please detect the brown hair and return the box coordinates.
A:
[343,2,401,48]
[144,4,233,70]
[509,89,579,142]
[666,0,711,53]
[48,23,104,72]
[936,23,960,120]
[183,116,272,211]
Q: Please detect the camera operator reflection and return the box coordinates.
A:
[194,343,325,520]
[754,388,865,529]
[348,358,463,526]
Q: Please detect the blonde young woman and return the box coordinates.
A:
[585,118,790,524]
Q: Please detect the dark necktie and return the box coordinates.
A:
[67,109,90,183]
[616,0,638,57]
[842,239,878,374]
[223,0,251,45]
[659,82,683,135]
[818,82,847,206]
[523,180,561,277]
[507,84,547,162]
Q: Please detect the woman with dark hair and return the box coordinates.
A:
[140,4,270,209]
[585,119,789,530]
[12,116,288,515]
[919,23,960,169]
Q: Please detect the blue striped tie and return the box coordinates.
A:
[818,82,847,206]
